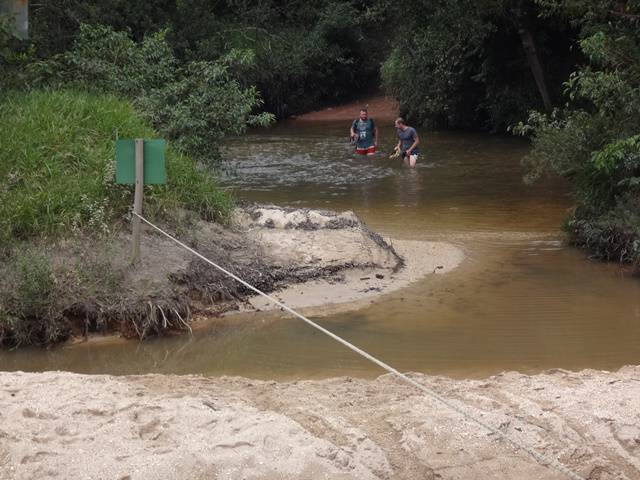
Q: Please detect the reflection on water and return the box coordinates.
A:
[2,121,639,378]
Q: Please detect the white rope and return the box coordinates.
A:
[133,212,584,480]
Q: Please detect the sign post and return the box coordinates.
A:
[115,138,167,263]
[132,138,144,261]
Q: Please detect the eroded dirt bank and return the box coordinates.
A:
[1,204,461,346]
[1,367,638,480]
[153,204,453,324]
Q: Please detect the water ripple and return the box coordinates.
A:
[220,137,396,189]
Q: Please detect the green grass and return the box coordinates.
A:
[0,89,233,248]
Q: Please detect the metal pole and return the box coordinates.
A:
[131,138,144,262]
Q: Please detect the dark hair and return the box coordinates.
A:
[360,107,368,113]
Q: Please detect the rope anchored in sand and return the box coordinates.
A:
[133,212,585,480]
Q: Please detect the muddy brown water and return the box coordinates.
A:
[2,121,639,379]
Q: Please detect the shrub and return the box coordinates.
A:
[516,5,640,265]
[143,57,272,163]
[30,24,273,163]
[170,0,389,118]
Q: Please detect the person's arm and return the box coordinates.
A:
[350,121,356,139]
[371,119,378,146]
[406,131,420,155]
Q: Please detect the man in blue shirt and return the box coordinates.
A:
[394,117,420,167]
[350,108,378,156]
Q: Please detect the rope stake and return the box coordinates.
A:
[133,212,584,480]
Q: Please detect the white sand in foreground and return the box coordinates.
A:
[1,368,639,479]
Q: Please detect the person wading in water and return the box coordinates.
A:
[393,117,420,167]
[350,108,378,156]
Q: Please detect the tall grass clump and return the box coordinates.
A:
[0,249,68,347]
[0,89,233,249]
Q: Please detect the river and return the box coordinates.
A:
[1,120,639,379]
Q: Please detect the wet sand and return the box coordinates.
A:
[2,367,639,479]
[293,95,399,122]
[246,239,464,317]
[228,205,464,317]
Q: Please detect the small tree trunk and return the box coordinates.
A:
[0,0,29,39]
[518,26,552,110]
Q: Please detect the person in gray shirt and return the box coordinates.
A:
[393,117,420,167]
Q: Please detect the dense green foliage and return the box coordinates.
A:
[11,0,581,130]
[0,90,232,247]
[30,24,273,164]
[10,0,630,133]
[516,0,640,264]
[27,0,177,57]
[21,0,394,118]
[169,0,393,117]
[381,0,576,131]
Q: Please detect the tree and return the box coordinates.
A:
[513,0,553,110]
[381,0,575,130]
[516,0,640,264]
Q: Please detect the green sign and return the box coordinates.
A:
[115,139,167,185]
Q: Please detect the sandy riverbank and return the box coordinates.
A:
[193,205,464,320]
[1,203,462,345]
[1,367,639,480]
[293,95,399,122]
[244,238,464,317]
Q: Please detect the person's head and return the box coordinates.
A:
[359,108,368,121]
[395,117,406,129]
